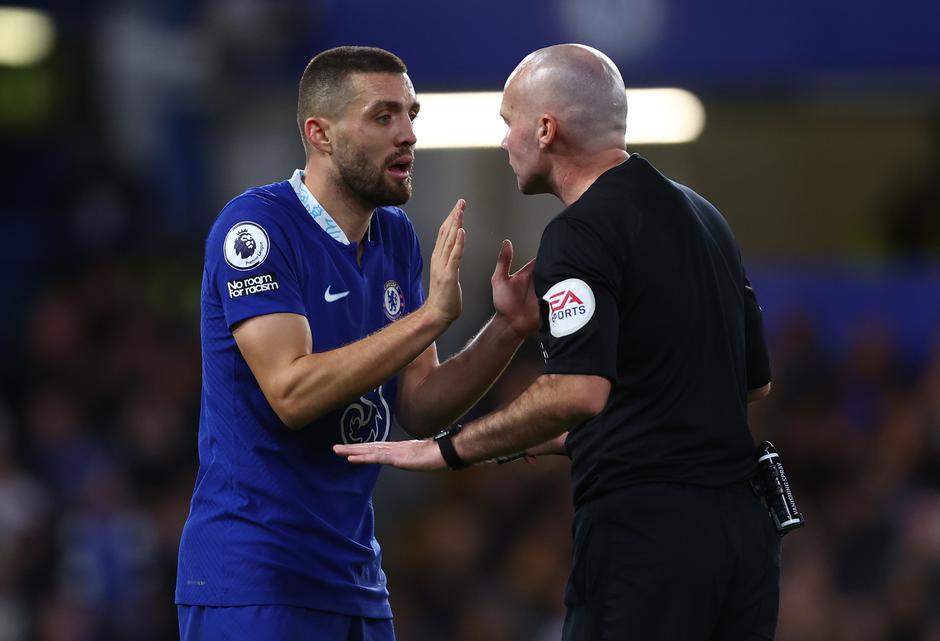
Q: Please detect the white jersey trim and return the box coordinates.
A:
[289,169,352,245]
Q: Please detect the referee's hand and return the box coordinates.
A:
[492,239,539,339]
[334,439,446,471]
[425,199,466,326]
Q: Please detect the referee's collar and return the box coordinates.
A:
[289,169,374,245]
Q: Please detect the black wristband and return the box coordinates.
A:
[433,424,468,470]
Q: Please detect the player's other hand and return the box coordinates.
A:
[426,199,465,326]
[492,240,539,338]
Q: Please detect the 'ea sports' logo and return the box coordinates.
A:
[543,278,595,337]
[548,289,584,312]
[224,221,270,271]
[383,280,404,321]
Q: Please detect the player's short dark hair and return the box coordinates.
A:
[297,46,408,155]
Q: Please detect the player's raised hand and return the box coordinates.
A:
[426,199,465,325]
[334,439,446,471]
[492,240,539,338]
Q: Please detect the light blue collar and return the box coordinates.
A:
[289,169,351,245]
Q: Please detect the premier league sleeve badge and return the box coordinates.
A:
[224,221,270,271]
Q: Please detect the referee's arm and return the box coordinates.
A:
[333,373,609,470]
[743,274,771,404]
[450,373,610,465]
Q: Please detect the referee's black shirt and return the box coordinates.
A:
[534,154,771,508]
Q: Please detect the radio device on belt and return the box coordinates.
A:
[751,441,805,536]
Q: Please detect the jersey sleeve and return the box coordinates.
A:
[743,274,771,389]
[534,217,621,381]
[206,196,306,329]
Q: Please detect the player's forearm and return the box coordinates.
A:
[275,306,450,428]
[452,374,603,464]
[397,314,524,436]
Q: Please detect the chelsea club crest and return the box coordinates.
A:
[383,280,404,321]
[340,386,390,444]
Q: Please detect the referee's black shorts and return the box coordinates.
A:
[562,482,780,641]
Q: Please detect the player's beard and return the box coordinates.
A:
[335,144,413,207]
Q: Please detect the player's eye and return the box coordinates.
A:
[409,111,418,122]
[376,114,391,124]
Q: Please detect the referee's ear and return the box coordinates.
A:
[537,114,557,149]
[305,116,334,155]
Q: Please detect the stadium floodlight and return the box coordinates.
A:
[0,7,55,67]
[623,88,705,145]
[414,88,705,149]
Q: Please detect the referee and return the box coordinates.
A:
[336,43,780,641]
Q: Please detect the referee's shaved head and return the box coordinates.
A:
[506,44,627,151]
[297,46,407,154]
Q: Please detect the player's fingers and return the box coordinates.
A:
[433,222,448,262]
[448,228,466,269]
[442,203,464,255]
[433,200,462,260]
[434,222,446,255]
[442,199,464,236]
[441,200,465,240]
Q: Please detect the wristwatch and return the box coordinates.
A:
[433,424,468,470]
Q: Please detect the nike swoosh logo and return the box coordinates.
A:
[324,286,350,302]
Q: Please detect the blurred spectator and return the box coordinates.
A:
[56,459,159,641]
[881,118,940,262]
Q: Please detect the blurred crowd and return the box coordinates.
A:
[0,254,939,641]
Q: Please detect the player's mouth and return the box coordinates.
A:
[386,155,413,180]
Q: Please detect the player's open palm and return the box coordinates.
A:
[492,240,539,338]
[426,199,465,324]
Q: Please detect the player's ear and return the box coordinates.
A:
[306,116,333,154]
[537,114,556,149]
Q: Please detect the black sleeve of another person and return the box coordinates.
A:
[534,217,621,382]
[743,275,771,390]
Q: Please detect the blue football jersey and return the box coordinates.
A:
[175,172,424,617]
